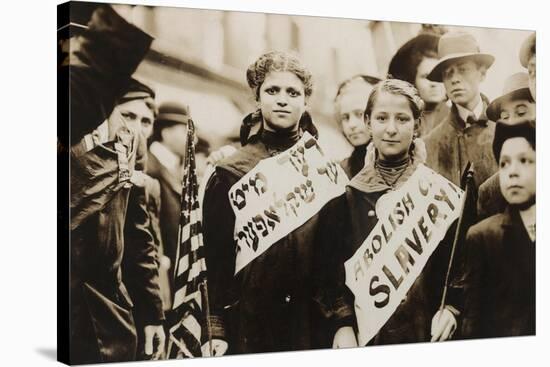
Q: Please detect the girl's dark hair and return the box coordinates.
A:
[365,79,425,121]
[246,51,313,101]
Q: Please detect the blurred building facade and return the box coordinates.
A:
[112,4,533,158]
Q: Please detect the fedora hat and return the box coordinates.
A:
[151,102,192,143]
[156,102,191,125]
[427,32,494,82]
[519,33,535,68]
[486,73,533,122]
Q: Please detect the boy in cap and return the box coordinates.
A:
[423,32,497,189]
[477,73,536,219]
[461,120,535,338]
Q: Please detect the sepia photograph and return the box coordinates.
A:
[56,0,538,365]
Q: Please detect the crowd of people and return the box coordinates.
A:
[60,4,536,363]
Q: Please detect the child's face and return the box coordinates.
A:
[499,99,535,125]
[368,91,416,161]
[499,137,536,206]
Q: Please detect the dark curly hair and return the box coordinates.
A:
[246,51,313,100]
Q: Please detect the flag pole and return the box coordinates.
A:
[187,117,213,356]
[439,162,474,313]
[201,280,214,356]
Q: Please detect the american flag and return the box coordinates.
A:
[167,118,210,358]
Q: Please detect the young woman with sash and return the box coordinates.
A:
[320,79,461,346]
[202,51,357,355]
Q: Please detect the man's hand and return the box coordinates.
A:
[332,326,358,349]
[431,308,457,342]
[201,339,228,357]
[144,324,166,360]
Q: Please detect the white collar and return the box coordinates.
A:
[150,141,181,173]
[455,94,484,123]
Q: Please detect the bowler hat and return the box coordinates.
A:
[519,33,535,68]
[427,32,494,82]
[150,102,191,143]
[156,102,191,125]
[486,73,532,122]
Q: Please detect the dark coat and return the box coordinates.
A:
[323,160,460,345]
[145,151,182,281]
[419,101,450,137]
[122,179,165,355]
[477,173,507,221]
[423,97,498,190]
[202,131,353,354]
[340,145,366,179]
[461,207,535,338]
[67,5,153,364]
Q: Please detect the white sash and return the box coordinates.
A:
[229,132,349,275]
[344,164,464,345]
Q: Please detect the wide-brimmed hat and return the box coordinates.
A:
[427,32,494,82]
[486,73,532,122]
[519,33,536,68]
[388,34,440,84]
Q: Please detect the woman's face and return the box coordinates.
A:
[259,71,307,132]
[368,91,417,161]
[415,57,446,104]
[117,99,155,138]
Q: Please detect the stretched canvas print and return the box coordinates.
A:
[57,1,536,364]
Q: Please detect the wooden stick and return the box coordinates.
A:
[439,162,474,313]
